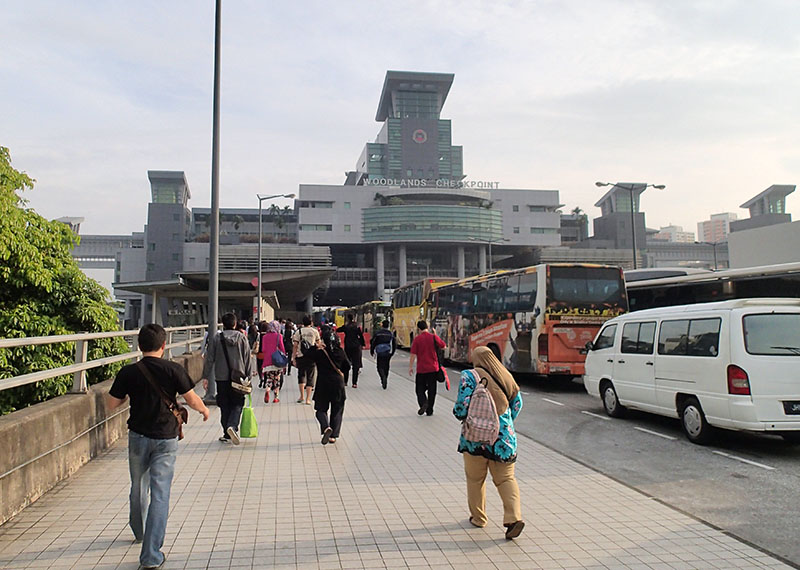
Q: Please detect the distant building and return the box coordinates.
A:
[730,184,794,232]
[560,213,589,244]
[55,216,84,235]
[697,212,737,244]
[651,224,695,243]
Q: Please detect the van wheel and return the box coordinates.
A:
[680,397,713,445]
[601,381,626,418]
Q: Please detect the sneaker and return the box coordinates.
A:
[218,436,230,443]
[321,427,332,445]
[226,427,240,446]
[264,394,270,404]
[417,407,426,416]
[273,397,280,403]
[504,520,525,540]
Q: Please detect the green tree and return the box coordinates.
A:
[0,146,126,414]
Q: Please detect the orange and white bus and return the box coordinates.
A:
[392,278,455,348]
[429,264,627,376]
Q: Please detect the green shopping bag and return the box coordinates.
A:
[240,394,258,438]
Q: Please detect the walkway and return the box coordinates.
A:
[0,359,790,569]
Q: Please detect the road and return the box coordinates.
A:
[388,350,800,567]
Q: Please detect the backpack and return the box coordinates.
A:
[375,342,392,355]
[462,370,499,444]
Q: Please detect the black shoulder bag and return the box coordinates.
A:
[136,361,189,440]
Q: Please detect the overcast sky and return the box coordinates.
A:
[3,0,799,237]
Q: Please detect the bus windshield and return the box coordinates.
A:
[548,266,626,308]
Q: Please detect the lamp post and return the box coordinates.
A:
[256,193,295,321]
[696,241,719,270]
[595,181,665,269]
[409,259,430,279]
[468,237,510,273]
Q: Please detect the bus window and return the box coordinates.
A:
[510,272,537,312]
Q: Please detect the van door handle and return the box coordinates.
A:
[606,359,614,363]
[645,361,654,366]
[617,359,625,364]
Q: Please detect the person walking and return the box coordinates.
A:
[201,312,253,445]
[408,320,445,416]
[259,320,286,403]
[340,313,365,387]
[107,323,210,569]
[291,314,320,405]
[307,325,350,444]
[453,346,524,540]
[282,318,296,377]
[370,319,396,389]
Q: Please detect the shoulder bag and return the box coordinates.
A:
[136,361,189,440]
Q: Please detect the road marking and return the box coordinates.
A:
[542,398,564,406]
[581,411,611,421]
[712,451,775,471]
[633,426,677,440]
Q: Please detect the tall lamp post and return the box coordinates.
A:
[595,181,665,269]
[256,193,295,321]
[409,259,430,279]
[696,241,720,270]
[468,236,510,273]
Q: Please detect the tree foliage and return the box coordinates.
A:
[0,146,127,414]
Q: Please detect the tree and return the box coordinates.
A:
[0,146,126,414]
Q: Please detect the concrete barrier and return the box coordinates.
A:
[0,351,204,526]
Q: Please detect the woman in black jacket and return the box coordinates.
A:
[308,325,351,444]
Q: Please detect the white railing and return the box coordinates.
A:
[0,325,209,393]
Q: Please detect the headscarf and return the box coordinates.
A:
[265,320,279,334]
[471,346,519,414]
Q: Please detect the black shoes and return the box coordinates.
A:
[504,520,525,540]
[417,407,425,415]
[321,427,332,445]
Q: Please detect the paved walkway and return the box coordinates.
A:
[0,358,791,569]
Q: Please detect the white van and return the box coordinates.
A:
[583,298,800,444]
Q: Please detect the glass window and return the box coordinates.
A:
[621,323,640,354]
[687,318,721,357]
[344,225,351,232]
[508,272,538,312]
[594,325,617,350]
[743,313,800,355]
[512,205,519,212]
[344,202,351,209]
[638,322,656,354]
[513,227,519,234]
[658,320,689,355]
[548,266,625,306]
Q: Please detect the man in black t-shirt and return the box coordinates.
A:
[108,324,209,570]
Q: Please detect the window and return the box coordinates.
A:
[658,318,720,356]
[621,322,656,354]
[344,225,351,232]
[507,272,537,312]
[512,205,519,212]
[171,253,179,261]
[743,313,800,355]
[594,325,617,350]
[149,243,156,251]
[172,213,180,221]
[344,202,351,209]
[299,224,333,232]
[513,227,519,234]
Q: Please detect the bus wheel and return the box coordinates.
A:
[680,397,714,445]
[600,381,625,418]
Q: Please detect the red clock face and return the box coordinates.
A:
[412,129,427,144]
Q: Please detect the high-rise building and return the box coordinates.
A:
[652,224,695,243]
[697,213,737,243]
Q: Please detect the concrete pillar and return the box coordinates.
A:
[151,289,160,325]
[376,244,385,300]
[399,244,407,286]
[457,246,465,279]
[478,246,487,275]
[305,294,313,316]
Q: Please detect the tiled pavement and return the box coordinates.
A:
[0,359,791,570]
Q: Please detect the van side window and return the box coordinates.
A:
[687,318,721,357]
[658,318,720,357]
[622,322,656,354]
[594,324,617,350]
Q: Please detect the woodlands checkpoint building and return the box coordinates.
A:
[78,70,786,327]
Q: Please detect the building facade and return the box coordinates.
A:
[652,224,695,243]
[697,212,737,244]
[297,71,562,305]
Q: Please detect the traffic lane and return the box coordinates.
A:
[511,374,800,566]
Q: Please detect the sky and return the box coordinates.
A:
[3,0,799,238]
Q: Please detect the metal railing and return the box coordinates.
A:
[0,324,209,393]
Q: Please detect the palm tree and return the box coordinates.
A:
[268,203,281,239]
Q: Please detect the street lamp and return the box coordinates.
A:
[696,241,720,270]
[468,237,510,273]
[409,259,430,279]
[256,193,295,321]
[595,181,666,269]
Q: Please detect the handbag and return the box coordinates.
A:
[271,348,288,367]
[435,347,447,383]
[136,361,189,440]
[240,394,258,438]
[220,333,252,394]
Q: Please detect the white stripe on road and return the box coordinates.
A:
[542,398,564,406]
[712,451,775,471]
[581,411,611,421]
[633,426,677,440]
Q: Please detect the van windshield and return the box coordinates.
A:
[742,313,800,356]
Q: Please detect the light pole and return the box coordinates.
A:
[256,193,295,321]
[468,237,510,273]
[409,259,430,279]
[595,181,665,269]
[696,241,719,270]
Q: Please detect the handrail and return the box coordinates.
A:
[0,324,210,393]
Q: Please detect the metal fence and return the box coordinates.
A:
[0,325,209,393]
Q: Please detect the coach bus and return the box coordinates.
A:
[392,278,455,348]
[351,300,393,342]
[429,264,627,376]
[626,262,800,312]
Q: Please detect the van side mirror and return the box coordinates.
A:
[580,340,594,355]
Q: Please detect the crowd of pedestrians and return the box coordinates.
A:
[108,312,524,568]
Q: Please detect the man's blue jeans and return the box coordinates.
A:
[128,431,178,568]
